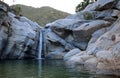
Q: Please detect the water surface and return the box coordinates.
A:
[0,60,119,78]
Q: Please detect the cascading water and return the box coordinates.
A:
[43,27,51,56]
[38,29,43,59]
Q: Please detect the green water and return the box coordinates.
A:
[0,60,119,78]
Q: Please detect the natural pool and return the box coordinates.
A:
[0,60,119,78]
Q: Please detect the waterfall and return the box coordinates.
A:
[43,27,51,56]
[38,29,43,59]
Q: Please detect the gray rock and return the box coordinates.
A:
[115,0,120,10]
[45,51,66,60]
[46,31,75,50]
[86,17,120,75]
[0,12,40,59]
[64,48,81,61]
[84,57,98,72]
[72,20,111,50]
[87,26,113,55]
[83,0,116,11]
[47,19,89,38]
[66,52,94,66]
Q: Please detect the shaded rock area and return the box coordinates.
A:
[42,0,120,76]
[0,1,41,59]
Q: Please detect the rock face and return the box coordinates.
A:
[43,0,120,76]
[0,2,40,59]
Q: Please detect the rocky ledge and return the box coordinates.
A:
[43,0,120,76]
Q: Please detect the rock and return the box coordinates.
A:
[96,10,120,19]
[44,27,76,58]
[72,20,111,50]
[67,55,84,66]
[96,0,116,10]
[47,19,89,38]
[46,30,75,51]
[115,0,120,10]
[86,26,112,55]
[0,1,10,12]
[83,0,117,11]
[47,19,83,30]
[45,51,65,60]
[68,9,119,22]
[96,51,113,60]
[73,20,111,38]
[86,18,120,75]
[64,48,81,61]
[84,57,98,72]
[89,18,120,55]
[0,11,40,59]
[66,51,94,65]
[0,26,8,52]
[83,2,98,11]
[89,28,108,44]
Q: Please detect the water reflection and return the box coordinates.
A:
[38,60,42,78]
[0,60,119,78]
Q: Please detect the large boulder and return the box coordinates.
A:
[0,11,40,59]
[46,30,75,51]
[88,18,120,55]
[83,0,117,11]
[96,50,120,75]
[47,19,89,38]
[87,26,113,55]
[72,20,111,50]
[86,18,120,75]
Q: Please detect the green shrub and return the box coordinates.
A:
[83,12,93,20]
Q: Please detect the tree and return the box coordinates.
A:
[75,0,97,12]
